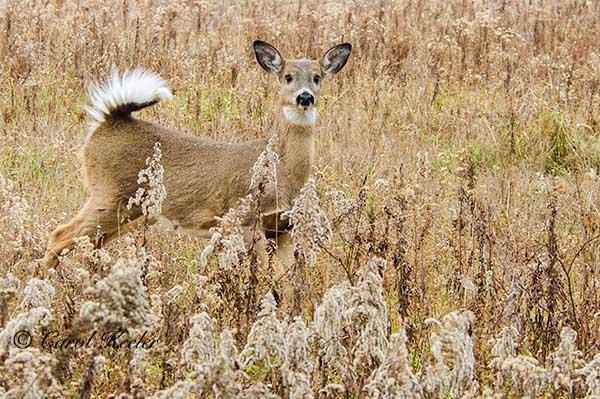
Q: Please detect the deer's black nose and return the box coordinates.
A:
[296,92,315,107]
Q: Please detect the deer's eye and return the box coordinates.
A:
[285,74,293,83]
[314,75,321,84]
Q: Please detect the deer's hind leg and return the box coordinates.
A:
[43,198,140,268]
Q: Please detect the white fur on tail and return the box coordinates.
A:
[85,68,173,131]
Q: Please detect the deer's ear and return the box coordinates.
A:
[253,40,284,75]
[321,43,352,76]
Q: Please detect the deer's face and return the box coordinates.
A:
[280,59,322,111]
[254,41,352,126]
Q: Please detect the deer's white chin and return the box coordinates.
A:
[283,106,317,126]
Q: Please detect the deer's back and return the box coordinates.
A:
[81,119,267,221]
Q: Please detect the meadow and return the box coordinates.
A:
[1,0,600,397]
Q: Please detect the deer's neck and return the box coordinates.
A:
[273,107,316,197]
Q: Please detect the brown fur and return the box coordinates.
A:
[43,42,351,268]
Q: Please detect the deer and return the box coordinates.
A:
[42,40,352,268]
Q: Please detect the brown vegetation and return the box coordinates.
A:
[1,0,600,397]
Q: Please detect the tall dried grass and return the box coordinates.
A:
[1,0,600,397]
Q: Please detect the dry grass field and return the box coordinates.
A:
[1,0,600,397]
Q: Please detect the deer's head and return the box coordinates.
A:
[253,40,352,126]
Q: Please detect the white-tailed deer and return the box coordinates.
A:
[43,40,352,268]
